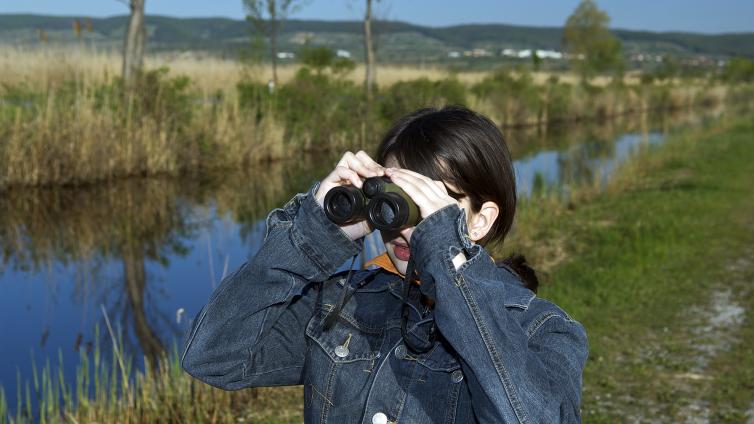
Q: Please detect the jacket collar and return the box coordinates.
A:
[363,252,535,309]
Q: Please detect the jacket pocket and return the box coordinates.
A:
[303,311,385,422]
[305,310,384,363]
[405,343,467,424]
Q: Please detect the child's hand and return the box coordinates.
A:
[384,167,469,269]
[384,168,459,219]
[315,151,385,241]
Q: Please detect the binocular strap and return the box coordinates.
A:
[400,257,436,354]
[322,254,437,354]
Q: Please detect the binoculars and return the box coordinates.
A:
[323,176,420,231]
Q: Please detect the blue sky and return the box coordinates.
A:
[2,0,752,34]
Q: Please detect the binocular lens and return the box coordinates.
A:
[375,199,396,226]
[323,185,366,224]
[329,192,354,220]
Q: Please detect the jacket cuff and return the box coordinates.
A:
[409,204,481,293]
[291,181,364,276]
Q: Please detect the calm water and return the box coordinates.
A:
[0,109,722,404]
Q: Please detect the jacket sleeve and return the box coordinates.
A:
[410,204,589,423]
[181,181,362,390]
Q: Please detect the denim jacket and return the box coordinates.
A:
[181,182,589,424]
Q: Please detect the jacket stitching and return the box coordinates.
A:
[181,304,209,365]
[247,365,304,377]
[455,273,530,424]
[290,223,330,277]
[445,376,463,424]
[505,292,536,310]
[392,367,410,423]
[313,306,386,334]
[526,312,559,340]
[320,361,338,423]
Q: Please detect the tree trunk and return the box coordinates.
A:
[123,244,164,366]
[123,0,146,88]
[364,0,376,101]
[270,1,279,86]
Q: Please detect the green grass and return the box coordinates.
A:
[0,325,303,423]
[508,115,754,422]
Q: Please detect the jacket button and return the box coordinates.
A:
[451,370,464,383]
[394,345,407,359]
[334,345,349,358]
[372,412,388,424]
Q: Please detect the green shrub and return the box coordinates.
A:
[545,79,574,123]
[237,79,272,113]
[91,67,195,132]
[472,68,542,126]
[277,68,364,148]
[378,77,466,124]
[721,57,754,84]
[298,45,356,78]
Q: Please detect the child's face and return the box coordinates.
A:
[378,156,473,275]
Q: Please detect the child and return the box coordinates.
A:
[182,106,588,423]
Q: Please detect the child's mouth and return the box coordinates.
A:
[393,242,410,261]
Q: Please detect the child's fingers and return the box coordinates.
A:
[434,180,449,195]
[331,166,362,188]
[388,173,430,207]
[337,151,380,178]
[355,150,385,175]
[389,168,448,202]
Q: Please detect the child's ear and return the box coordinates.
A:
[468,201,499,241]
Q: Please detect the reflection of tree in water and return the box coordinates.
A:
[0,179,199,362]
[0,153,336,362]
[557,135,616,189]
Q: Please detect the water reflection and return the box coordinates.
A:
[0,107,727,404]
[0,161,336,401]
[507,108,720,196]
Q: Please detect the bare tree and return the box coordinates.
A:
[364,0,377,102]
[122,0,146,88]
[243,0,307,86]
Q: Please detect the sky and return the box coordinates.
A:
[1,0,753,34]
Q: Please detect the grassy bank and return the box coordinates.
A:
[502,114,754,422]
[1,111,752,422]
[1,47,745,188]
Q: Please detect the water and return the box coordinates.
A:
[0,109,722,406]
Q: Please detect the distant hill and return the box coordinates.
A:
[1,14,752,64]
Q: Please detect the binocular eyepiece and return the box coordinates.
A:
[323,176,420,231]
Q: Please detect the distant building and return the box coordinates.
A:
[277,52,295,59]
[336,49,351,58]
[448,51,461,58]
[535,49,563,59]
[463,48,492,58]
[500,48,563,60]
[473,48,492,57]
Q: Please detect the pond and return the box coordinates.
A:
[0,107,725,406]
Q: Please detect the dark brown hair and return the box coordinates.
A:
[375,106,539,292]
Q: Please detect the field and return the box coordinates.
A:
[2,109,753,423]
[0,46,628,94]
[506,115,754,422]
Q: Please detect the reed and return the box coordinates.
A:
[0,323,302,423]
[0,46,740,189]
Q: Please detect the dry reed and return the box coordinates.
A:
[0,45,736,189]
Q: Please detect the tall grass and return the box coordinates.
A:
[0,47,742,188]
[0,322,302,423]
